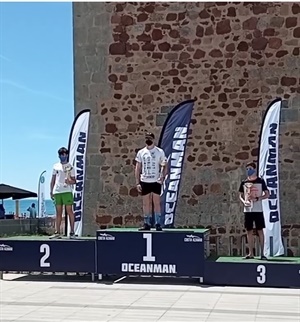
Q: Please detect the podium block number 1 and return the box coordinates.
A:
[143,233,156,262]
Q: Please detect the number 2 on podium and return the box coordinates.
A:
[143,233,156,262]
[257,265,266,284]
[40,244,51,267]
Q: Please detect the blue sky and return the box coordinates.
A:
[0,2,74,198]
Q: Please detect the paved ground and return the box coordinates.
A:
[0,274,300,322]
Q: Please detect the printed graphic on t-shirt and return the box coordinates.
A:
[135,147,166,183]
[244,182,259,202]
[239,177,268,213]
[52,162,75,194]
[143,151,157,180]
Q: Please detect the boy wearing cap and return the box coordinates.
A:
[50,147,76,239]
[135,132,168,231]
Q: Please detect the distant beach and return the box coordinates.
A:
[2,198,56,216]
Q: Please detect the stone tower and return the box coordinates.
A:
[73,2,300,255]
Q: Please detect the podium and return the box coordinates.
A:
[205,256,300,288]
[0,236,96,275]
[96,228,210,281]
[2,229,300,288]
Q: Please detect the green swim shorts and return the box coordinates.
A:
[53,192,74,206]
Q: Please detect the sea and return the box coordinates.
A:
[2,198,56,216]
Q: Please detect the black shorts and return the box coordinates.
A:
[140,181,161,196]
[244,212,265,231]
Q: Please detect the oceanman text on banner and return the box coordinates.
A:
[67,109,90,237]
[158,100,195,228]
[258,98,284,257]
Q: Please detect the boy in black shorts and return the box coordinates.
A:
[135,132,167,231]
[239,162,269,260]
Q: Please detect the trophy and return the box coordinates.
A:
[244,182,253,209]
[63,165,73,187]
[158,159,167,184]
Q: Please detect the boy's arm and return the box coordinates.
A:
[50,172,56,198]
[238,182,245,204]
[68,166,76,184]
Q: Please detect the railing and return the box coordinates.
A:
[214,235,291,257]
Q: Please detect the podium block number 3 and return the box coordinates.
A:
[257,265,266,284]
[40,244,51,267]
[143,233,156,262]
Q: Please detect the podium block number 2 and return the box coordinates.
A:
[40,244,51,267]
[143,233,156,262]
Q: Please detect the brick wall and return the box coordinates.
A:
[73,2,300,255]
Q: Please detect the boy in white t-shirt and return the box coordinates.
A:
[135,132,167,231]
[50,147,76,239]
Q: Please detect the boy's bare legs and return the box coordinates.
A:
[66,204,75,234]
[49,204,63,239]
[246,230,254,258]
[152,193,162,231]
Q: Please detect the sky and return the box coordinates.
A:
[0,2,74,198]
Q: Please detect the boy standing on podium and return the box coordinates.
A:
[135,132,168,231]
[239,162,269,260]
[50,147,76,239]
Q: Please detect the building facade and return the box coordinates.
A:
[73,2,300,255]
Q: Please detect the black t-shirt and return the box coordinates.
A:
[239,177,268,212]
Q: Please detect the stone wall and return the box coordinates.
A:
[0,218,53,237]
[73,2,300,255]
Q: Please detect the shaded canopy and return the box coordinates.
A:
[0,184,37,200]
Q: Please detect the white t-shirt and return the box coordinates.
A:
[52,162,75,194]
[135,146,167,183]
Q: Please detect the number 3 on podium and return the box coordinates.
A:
[257,265,266,284]
[40,244,51,267]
